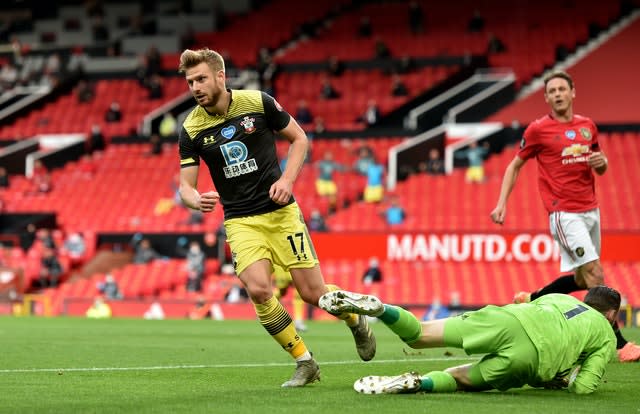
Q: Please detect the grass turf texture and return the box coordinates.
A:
[1,317,638,414]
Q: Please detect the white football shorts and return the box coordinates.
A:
[548,209,601,272]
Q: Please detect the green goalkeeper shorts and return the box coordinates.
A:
[444,305,539,391]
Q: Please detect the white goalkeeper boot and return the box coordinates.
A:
[354,372,422,394]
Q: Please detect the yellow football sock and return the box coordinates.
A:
[254,296,308,359]
[325,284,359,327]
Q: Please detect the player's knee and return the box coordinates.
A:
[247,284,274,303]
[295,287,322,305]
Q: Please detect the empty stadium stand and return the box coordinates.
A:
[3,143,221,232]
[274,66,458,131]
[0,78,186,141]
[2,0,639,315]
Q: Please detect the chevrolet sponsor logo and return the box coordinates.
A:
[561,144,590,157]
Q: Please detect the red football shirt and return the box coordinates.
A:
[518,114,600,213]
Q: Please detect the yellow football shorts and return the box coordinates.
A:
[224,202,319,276]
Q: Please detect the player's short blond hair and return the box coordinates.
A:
[178,48,225,73]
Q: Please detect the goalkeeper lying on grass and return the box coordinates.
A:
[319,286,620,395]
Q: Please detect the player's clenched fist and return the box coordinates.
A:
[269,177,293,205]
[587,152,607,169]
[199,191,219,212]
[490,205,506,225]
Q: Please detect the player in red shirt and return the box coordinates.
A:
[490,71,640,362]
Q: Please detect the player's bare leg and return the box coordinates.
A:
[240,260,319,386]
[292,268,376,361]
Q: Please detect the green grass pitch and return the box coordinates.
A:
[1,316,638,414]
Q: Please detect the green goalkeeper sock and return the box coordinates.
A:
[378,305,422,344]
[419,371,458,393]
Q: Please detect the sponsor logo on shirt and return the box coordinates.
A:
[561,144,590,157]
[220,141,258,178]
[202,136,216,147]
[221,125,236,139]
[565,130,576,140]
[561,144,590,164]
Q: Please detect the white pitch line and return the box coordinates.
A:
[0,356,475,374]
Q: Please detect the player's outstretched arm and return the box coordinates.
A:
[490,156,526,225]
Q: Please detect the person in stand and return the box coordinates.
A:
[363,159,385,203]
[423,148,444,175]
[295,99,313,125]
[315,151,345,213]
[486,32,506,54]
[132,237,161,264]
[88,124,106,153]
[62,232,86,267]
[381,194,406,226]
[408,1,425,34]
[159,112,178,138]
[38,246,63,288]
[185,240,206,292]
[146,134,163,156]
[0,166,9,188]
[390,73,409,97]
[146,74,164,100]
[76,79,95,103]
[357,16,372,37]
[308,208,329,232]
[358,100,380,127]
[490,70,640,362]
[326,55,345,77]
[352,145,375,176]
[467,9,485,32]
[31,160,52,194]
[98,273,123,300]
[455,140,490,184]
[105,101,122,122]
[86,296,112,319]
[176,48,376,387]
[319,75,340,100]
[362,257,382,285]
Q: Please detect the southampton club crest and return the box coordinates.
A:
[240,116,256,134]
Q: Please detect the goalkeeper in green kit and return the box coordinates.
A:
[319,286,620,395]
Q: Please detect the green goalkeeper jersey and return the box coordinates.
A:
[503,293,616,394]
